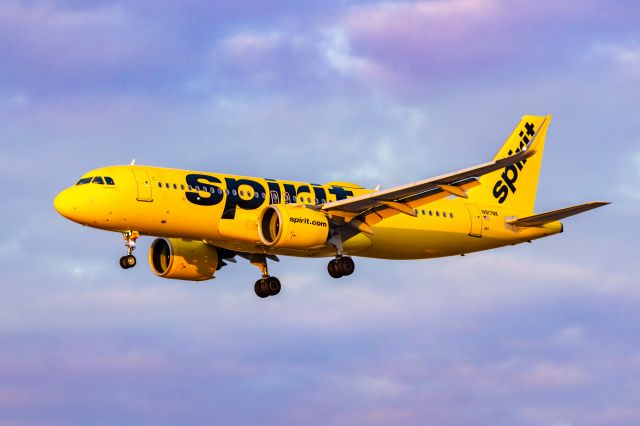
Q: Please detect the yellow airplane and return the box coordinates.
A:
[54,115,608,298]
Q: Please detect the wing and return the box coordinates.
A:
[319,116,548,229]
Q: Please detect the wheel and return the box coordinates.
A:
[123,255,137,268]
[337,256,355,276]
[120,255,136,269]
[266,276,281,296]
[254,280,269,298]
[328,259,343,278]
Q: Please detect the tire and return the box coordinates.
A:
[328,260,343,278]
[254,280,269,298]
[119,256,129,269]
[337,257,355,276]
[124,255,137,268]
[266,277,281,296]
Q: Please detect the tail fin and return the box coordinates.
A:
[470,115,551,213]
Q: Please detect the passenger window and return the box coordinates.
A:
[218,188,223,195]
[195,185,200,191]
[188,185,193,190]
[240,190,244,196]
[105,177,115,185]
[92,177,104,185]
[255,192,259,199]
[181,184,185,190]
[292,196,297,202]
[422,209,426,215]
[76,177,92,185]
[450,212,454,218]
[261,192,266,199]
[166,183,170,188]
[429,210,433,216]
[232,189,237,196]
[158,182,162,188]
[436,211,440,217]
[321,199,326,204]
[173,184,177,189]
[443,212,447,218]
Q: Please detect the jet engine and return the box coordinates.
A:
[258,205,330,249]
[148,238,219,281]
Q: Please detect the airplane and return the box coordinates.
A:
[54,115,608,298]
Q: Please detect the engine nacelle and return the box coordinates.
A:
[148,238,219,281]
[258,205,330,249]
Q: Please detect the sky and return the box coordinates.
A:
[0,0,639,425]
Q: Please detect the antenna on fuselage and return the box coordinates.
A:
[129,159,136,166]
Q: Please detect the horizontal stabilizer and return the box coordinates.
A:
[506,201,610,227]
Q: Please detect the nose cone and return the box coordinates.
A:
[54,188,75,219]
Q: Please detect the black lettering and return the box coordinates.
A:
[296,185,311,196]
[524,122,535,136]
[283,183,297,204]
[266,180,281,205]
[501,165,518,193]
[312,186,327,204]
[493,180,509,204]
[222,178,265,219]
[185,174,223,206]
[328,186,354,201]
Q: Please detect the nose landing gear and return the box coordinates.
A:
[120,231,139,269]
[328,256,355,278]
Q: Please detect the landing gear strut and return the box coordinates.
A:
[328,256,355,278]
[251,254,281,298]
[120,231,139,269]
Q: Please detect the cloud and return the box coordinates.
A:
[518,363,590,389]
[591,42,640,78]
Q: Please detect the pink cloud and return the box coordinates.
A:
[518,363,590,389]
[322,0,609,91]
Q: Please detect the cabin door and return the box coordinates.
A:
[465,204,483,237]
[131,169,153,202]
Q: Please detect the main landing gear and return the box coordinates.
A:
[119,231,139,269]
[251,254,281,298]
[327,256,355,279]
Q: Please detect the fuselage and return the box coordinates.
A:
[54,165,562,259]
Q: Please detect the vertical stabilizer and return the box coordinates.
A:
[469,115,551,213]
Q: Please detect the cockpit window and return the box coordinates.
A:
[105,177,115,185]
[92,176,105,185]
[76,177,93,185]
